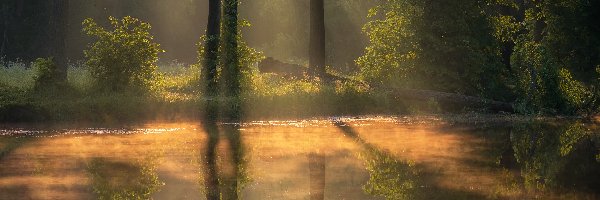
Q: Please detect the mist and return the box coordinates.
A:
[62,0,374,70]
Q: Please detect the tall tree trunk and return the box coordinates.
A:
[222,0,240,97]
[309,0,326,78]
[222,0,241,120]
[0,3,8,61]
[49,0,69,83]
[203,0,222,98]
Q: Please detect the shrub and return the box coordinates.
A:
[32,58,65,91]
[83,16,163,92]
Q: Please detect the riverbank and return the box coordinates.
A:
[1,63,595,123]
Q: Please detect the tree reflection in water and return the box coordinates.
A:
[504,121,600,194]
[335,120,599,199]
[201,103,249,200]
[86,157,163,200]
[334,121,421,200]
[308,150,325,200]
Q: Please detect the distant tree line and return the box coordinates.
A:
[0,0,69,81]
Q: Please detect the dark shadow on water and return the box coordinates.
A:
[200,102,247,200]
[203,118,221,200]
[0,136,33,162]
[308,151,325,200]
[333,121,486,200]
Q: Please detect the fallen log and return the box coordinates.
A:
[389,88,514,113]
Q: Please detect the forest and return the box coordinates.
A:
[1,0,599,122]
[1,1,600,200]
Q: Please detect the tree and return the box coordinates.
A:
[203,0,221,98]
[222,0,240,97]
[488,0,600,113]
[309,0,326,78]
[48,0,69,83]
[0,2,12,60]
[221,0,242,119]
[83,16,162,92]
[357,0,504,97]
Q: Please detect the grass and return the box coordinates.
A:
[0,60,35,90]
[0,60,496,122]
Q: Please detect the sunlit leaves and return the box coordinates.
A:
[358,0,503,96]
[83,16,163,92]
[558,68,593,110]
[510,121,596,191]
[87,158,163,200]
[361,150,419,200]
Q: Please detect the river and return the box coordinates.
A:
[0,116,598,199]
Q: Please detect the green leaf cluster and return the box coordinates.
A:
[357,0,505,97]
[83,16,163,92]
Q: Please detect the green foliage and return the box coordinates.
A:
[83,16,163,92]
[360,147,419,200]
[510,121,598,192]
[558,68,594,113]
[87,158,163,200]
[67,64,94,93]
[357,0,505,97]
[32,58,65,91]
[492,0,600,114]
[0,59,35,90]
[196,19,265,95]
[356,0,419,87]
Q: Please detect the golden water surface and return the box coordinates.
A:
[0,117,598,199]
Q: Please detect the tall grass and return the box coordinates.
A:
[0,59,434,122]
[0,60,35,90]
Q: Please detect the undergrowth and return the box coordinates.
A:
[0,60,469,122]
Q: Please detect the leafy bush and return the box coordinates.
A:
[32,58,65,91]
[83,16,163,92]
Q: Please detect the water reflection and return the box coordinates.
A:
[503,121,600,195]
[201,104,248,200]
[308,151,325,200]
[86,157,163,200]
[335,121,420,199]
[334,121,486,199]
[0,117,597,199]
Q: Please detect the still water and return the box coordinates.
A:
[0,117,598,199]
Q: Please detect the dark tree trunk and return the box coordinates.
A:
[49,0,69,82]
[501,42,514,72]
[309,0,326,78]
[203,121,220,200]
[222,0,240,97]
[0,3,8,61]
[222,0,242,120]
[223,126,243,200]
[203,0,222,98]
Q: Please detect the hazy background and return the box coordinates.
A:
[64,0,376,72]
